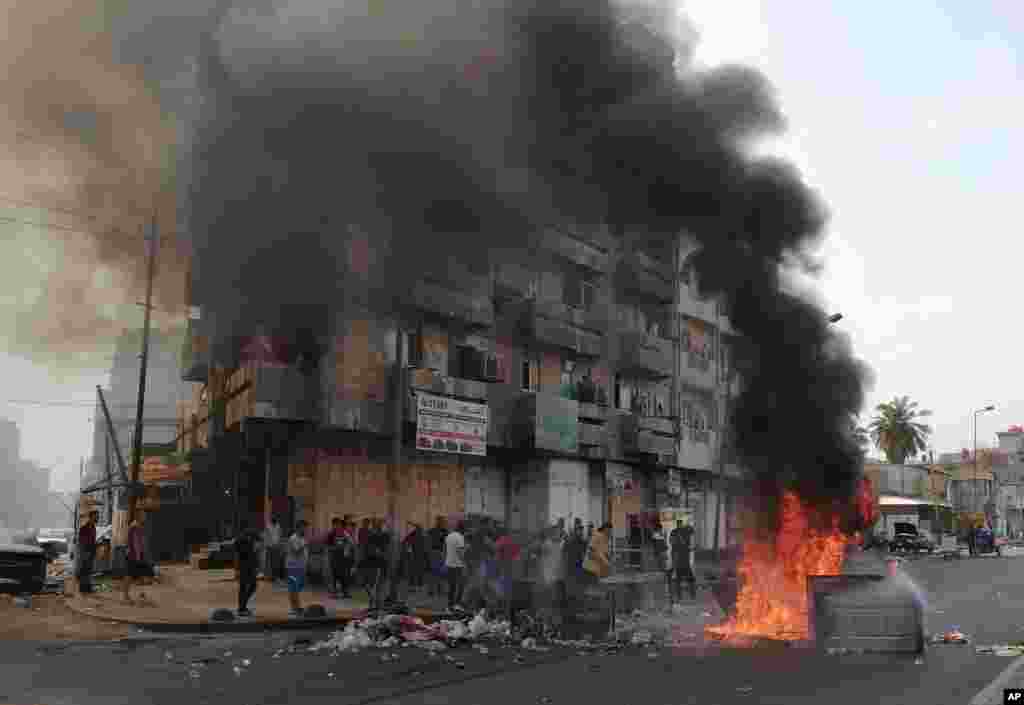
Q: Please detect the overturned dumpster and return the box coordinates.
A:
[808,549,924,654]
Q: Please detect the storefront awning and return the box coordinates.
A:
[880,495,952,509]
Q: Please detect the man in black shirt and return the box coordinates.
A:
[365,518,391,609]
[235,526,262,617]
[427,516,448,597]
[669,520,696,602]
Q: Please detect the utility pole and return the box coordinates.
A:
[671,235,681,504]
[128,216,159,522]
[386,324,406,605]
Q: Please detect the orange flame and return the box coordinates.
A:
[706,491,853,643]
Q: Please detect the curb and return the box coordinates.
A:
[64,600,442,635]
[969,653,1024,705]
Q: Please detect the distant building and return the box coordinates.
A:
[863,462,952,540]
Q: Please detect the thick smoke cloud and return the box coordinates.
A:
[8,0,871,524]
[0,0,188,366]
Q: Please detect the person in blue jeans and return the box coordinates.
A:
[286,521,309,618]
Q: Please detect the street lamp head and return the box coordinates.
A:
[827,313,843,324]
[985,405,996,412]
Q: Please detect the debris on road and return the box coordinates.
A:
[311,611,514,655]
[931,628,969,644]
[976,643,1024,656]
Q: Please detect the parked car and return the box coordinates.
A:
[0,528,48,594]
[889,523,934,554]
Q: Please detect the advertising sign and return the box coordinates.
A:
[416,392,488,456]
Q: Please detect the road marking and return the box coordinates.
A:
[969,653,1024,705]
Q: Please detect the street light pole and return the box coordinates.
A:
[974,405,996,519]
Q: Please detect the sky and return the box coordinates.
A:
[2,0,1023,493]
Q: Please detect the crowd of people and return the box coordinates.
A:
[231,513,695,618]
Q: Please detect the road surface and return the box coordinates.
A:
[3,552,1022,705]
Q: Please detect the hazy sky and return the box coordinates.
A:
[2,1,1022,493]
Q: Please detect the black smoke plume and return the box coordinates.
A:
[174,0,869,527]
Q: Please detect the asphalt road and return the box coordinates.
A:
[5,552,1024,705]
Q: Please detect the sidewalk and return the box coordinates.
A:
[64,564,449,632]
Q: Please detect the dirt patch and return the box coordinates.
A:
[0,593,133,641]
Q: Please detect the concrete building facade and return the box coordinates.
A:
[176,227,744,559]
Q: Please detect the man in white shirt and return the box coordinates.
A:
[444,521,467,610]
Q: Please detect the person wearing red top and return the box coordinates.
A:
[77,510,99,595]
[494,528,520,611]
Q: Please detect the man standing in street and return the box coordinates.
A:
[76,510,99,595]
[445,520,467,611]
[264,515,284,584]
[669,520,696,602]
[427,516,448,598]
[234,524,261,617]
[286,520,309,618]
[364,518,390,610]
[326,516,355,599]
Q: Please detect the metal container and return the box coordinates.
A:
[808,575,924,653]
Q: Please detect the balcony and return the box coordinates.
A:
[678,429,715,472]
[326,398,395,435]
[540,227,611,273]
[532,297,607,333]
[616,251,674,303]
[225,364,318,429]
[680,351,716,391]
[411,278,494,328]
[620,414,676,461]
[505,392,579,454]
[408,367,489,401]
[618,330,674,379]
[180,315,209,383]
[515,300,603,357]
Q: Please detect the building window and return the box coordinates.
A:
[564,268,598,311]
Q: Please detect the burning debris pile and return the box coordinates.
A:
[706,492,858,644]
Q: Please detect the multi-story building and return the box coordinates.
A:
[177,227,743,559]
[938,445,1014,531]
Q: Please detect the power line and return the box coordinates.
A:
[0,213,180,242]
[1,399,186,408]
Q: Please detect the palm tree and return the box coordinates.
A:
[869,396,933,464]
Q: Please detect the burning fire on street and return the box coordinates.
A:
[706,480,878,645]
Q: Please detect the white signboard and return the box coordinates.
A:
[416,392,488,456]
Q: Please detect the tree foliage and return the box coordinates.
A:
[869,396,933,465]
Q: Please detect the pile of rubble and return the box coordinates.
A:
[312,611,517,655]
[309,603,722,656]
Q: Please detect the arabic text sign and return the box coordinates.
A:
[416,392,488,456]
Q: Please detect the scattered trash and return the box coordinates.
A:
[164,651,174,662]
[931,628,969,645]
[647,651,659,660]
[241,659,251,667]
[631,630,653,646]
[914,657,924,665]
[328,672,335,678]
[737,686,754,695]
[976,643,1024,657]
[232,666,242,677]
